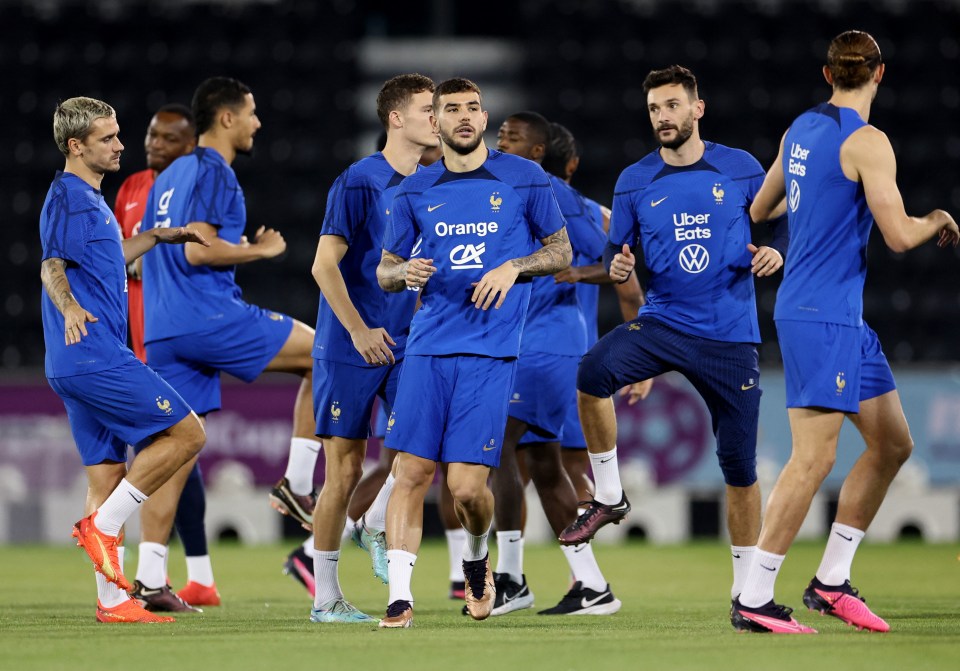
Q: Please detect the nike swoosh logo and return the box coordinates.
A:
[152,551,165,558]
[325,557,339,562]
[482,445,497,451]
[650,196,668,207]
[128,492,144,504]
[741,383,757,391]
[573,545,586,553]
[508,538,521,543]
[509,399,522,404]
[124,202,139,211]
[427,203,446,212]
[746,613,809,634]
[599,457,614,463]
[502,586,528,603]
[581,592,611,608]
[732,553,741,558]
[760,564,776,572]
[834,531,853,541]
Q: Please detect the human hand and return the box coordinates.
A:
[471,261,520,310]
[610,244,635,283]
[154,226,210,247]
[253,226,287,258]
[404,258,436,288]
[350,327,397,366]
[62,302,98,346]
[619,378,653,405]
[747,243,783,277]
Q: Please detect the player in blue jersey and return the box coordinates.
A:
[306,73,438,624]
[41,97,207,623]
[559,66,789,623]
[492,111,622,617]
[375,78,572,628]
[139,78,321,596]
[734,31,959,634]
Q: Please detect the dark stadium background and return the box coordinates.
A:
[3,0,959,371]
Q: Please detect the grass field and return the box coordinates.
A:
[2,539,958,671]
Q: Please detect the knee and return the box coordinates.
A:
[719,457,757,488]
[576,354,614,398]
[175,414,206,458]
[447,481,487,507]
[886,435,913,467]
[789,450,835,482]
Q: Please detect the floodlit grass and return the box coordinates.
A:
[1,539,958,671]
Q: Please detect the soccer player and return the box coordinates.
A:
[375,77,572,628]
[307,73,437,623]
[114,104,219,611]
[493,111,621,616]
[560,66,789,624]
[733,31,959,634]
[140,77,321,591]
[41,97,207,623]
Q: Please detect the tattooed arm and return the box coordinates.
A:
[377,249,436,293]
[40,257,99,346]
[471,227,573,310]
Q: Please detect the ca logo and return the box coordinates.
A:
[678,244,709,274]
[450,242,485,270]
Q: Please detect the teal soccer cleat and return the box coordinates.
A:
[351,518,389,584]
[310,598,376,624]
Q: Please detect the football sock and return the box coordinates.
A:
[341,516,355,543]
[364,473,395,532]
[739,549,785,608]
[312,550,343,608]
[463,527,489,562]
[185,555,215,587]
[561,543,606,592]
[95,479,148,536]
[445,528,467,581]
[589,448,622,505]
[495,530,523,583]
[387,550,417,604]
[97,546,128,608]
[302,534,318,558]
[816,522,865,586]
[285,438,322,496]
[136,542,167,589]
[730,545,755,599]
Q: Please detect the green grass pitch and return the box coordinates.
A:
[1,539,958,670]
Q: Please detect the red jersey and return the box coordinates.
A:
[114,169,155,362]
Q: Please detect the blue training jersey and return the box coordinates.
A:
[576,195,605,345]
[774,103,872,327]
[40,172,137,377]
[384,149,566,358]
[313,152,418,366]
[141,147,252,343]
[520,175,606,356]
[610,141,765,343]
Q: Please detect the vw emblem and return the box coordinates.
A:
[789,179,801,213]
[679,244,709,274]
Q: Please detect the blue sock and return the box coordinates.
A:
[174,462,208,557]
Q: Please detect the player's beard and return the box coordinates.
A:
[656,114,694,150]
[439,124,482,156]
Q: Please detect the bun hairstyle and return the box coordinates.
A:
[827,30,882,90]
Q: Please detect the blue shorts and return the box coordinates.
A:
[372,401,391,439]
[577,316,760,487]
[777,320,896,413]
[145,307,293,415]
[385,354,517,467]
[560,401,587,449]
[313,358,401,439]
[510,351,578,441]
[49,360,192,466]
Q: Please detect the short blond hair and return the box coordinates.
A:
[53,97,115,156]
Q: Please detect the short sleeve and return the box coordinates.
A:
[609,171,639,247]
[523,167,565,240]
[41,189,91,264]
[320,169,373,245]
[568,198,606,262]
[185,161,235,228]
[383,187,418,258]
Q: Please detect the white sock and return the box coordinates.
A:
[739,549,785,608]
[387,549,417,604]
[561,543,607,592]
[312,550,343,608]
[96,546,128,608]
[364,473,395,531]
[285,438,322,495]
[302,534,319,559]
[94,479,148,536]
[445,529,467,581]
[341,516,355,544]
[495,531,523,583]
[462,528,489,562]
[730,545,756,599]
[589,448,622,505]
[136,541,167,588]
[186,555,214,586]
[816,522,865,586]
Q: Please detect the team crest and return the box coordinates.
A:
[835,372,846,396]
[490,192,502,212]
[712,183,724,205]
[386,412,396,432]
[267,312,283,321]
[156,397,173,415]
[330,401,342,422]
[627,323,642,331]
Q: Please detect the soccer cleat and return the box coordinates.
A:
[177,581,221,607]
[130,580,202,613]
[449,581,466,600]
[282,546,316,597]
[802,577,889,632]
[96,599,175,623]
[310,597,376,623]
[462,554,495,620]
[491,573,535,616]
[378,600,413,628]
[731,598,817,634]
[268,477,317,530]
[537,581,622,615]
[72,512,131,592]
[351,518,389,584]
[558,493,631,545]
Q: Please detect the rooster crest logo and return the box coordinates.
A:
[628,323,642,331]
[387,413,396,431]
[835,372,847,395]
[156,397,172,415]
[490,192,502,212]
[330,402,342,421]
[712,183,725,205]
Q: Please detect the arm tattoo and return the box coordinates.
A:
[510,227,573,277]
[40,257,79,315]
[377,249,409,292]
